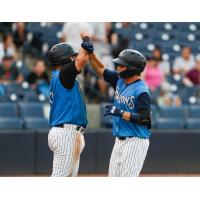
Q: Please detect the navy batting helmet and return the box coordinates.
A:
[48,43,78,66]
[113,49,146,78]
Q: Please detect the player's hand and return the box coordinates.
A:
[104,105,124,117]
[80,32,94,54]
[80,32,92,40]
[81,40,94,54]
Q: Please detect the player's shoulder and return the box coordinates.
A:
[52,70,59,76]
[137,79,148,87]
[133,80,149,95]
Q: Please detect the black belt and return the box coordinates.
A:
[55,124,82,131]
[118,136,133,140]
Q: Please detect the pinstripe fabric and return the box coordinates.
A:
[48,125,85,177]
[108,137,149,177]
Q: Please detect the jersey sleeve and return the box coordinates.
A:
[137,92,151,112]
[130,92,151,129]
[59,60,81,90]
[103,69,119,89]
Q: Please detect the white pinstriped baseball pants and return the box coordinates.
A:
[48,124,85,177]
[108,137,149,177]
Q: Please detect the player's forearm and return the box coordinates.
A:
[75,48,90,71]
[89,53,105,77]
[119,110,148,123]
[122,111,151,126]
[122,111,131,121]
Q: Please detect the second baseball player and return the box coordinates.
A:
[82,36,151,176]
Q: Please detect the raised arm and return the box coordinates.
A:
[75,47,90,72]
[80,32,119,89]
[80,32,105,77]
[89,53,105,78]
[59,35,92,90]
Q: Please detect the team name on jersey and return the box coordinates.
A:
[114,88,134,109]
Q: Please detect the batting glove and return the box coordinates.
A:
[81,36,94,54]
[104,105,124,117]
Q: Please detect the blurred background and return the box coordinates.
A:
[0,22,200,176]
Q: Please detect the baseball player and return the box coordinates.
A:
[47,34,94,177]
[82,38,151,176]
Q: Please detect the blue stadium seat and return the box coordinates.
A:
[100,103,113,128]
[158,106,186,120]
[24,117,49,129]
[156,118,184,129]
[52,23,63,32]
[190,44,200,54]
[132,25,147,34]
[153,22,166,31]
[23,91,40,102]
[0,103,18,117]
[0,118,23,130]
[137,22,155,30]
[130,41,153,57]
[0,95,8,102]
[26,22,41,33]
[178,87,199,104]
[176,22,200,32]
[188,105,200,118]
[151,105,157,119]
[166,74,183,89]
[19,102,44,118]
[186,118,200,129]
[154,22,178,32]
[151,105,157,128]
[149,88,161,105]
[4,83,24,96]
[152,32,175,44]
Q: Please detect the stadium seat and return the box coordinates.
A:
[156,118,184,129]
[150,105,157,128]
[24,117,49,129]
[100,103,113,128]
[19,102,44,118]
[178,87,199,104]
[152,32,174,43]
[0,95,8,102]
[190,44,200,54]
[151,105,157,119]
[188,105,200,118]
[185,118,200,129]
[26,22,41,33]
[149,88,161,105]
[0,118,23,130]
[23,91,40,102]
[177,22,200,33]
[130,41,153,57]
[158,106,186,120]
[154,22,178,32]
[4,83,24,96]
[166,74,183,89]
[138,22,155,30]
[0,103,18,117]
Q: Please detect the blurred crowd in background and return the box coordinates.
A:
[0,22,200,106]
